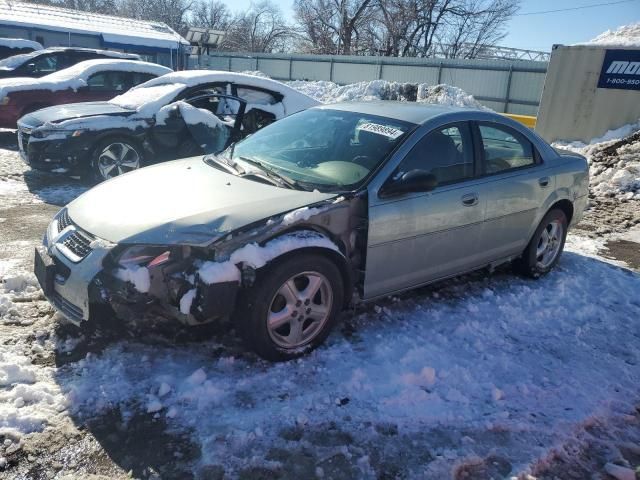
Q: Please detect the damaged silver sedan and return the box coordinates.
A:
[35,102,589,360]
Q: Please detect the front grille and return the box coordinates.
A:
[57,209,72,232]
[62,230,93,259]
[51,291,83,322]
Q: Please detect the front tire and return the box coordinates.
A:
[515,208,568,278]
[89,138,143,183]
[237,253,344,361]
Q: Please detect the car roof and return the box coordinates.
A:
[38,47,139,58]
[316,101,482,125]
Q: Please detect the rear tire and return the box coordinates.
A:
[89,137,144,183]
[514,208,568,278]
[236,253,344,361]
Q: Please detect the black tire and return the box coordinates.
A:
[236,253,344,361]
[88,137,144,183]
[514,208,568,278]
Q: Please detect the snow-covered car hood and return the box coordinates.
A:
[66,157,335,245]
[19,102,134,128]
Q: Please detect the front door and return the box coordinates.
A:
[364,122,488,299]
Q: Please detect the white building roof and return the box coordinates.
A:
[0,0,189,50]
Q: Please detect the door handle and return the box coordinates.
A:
[538,176,550,188]
[461,193,479,206]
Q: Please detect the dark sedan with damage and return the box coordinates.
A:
[18,71,319,181]
[35,102,589,360]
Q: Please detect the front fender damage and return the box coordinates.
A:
[100,194,367,327]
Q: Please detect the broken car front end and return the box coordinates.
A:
[36,194,365,331]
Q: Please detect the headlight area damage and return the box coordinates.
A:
[92,195,367,329]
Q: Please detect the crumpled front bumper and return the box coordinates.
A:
[37,211,112,324]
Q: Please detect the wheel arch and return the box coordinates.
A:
[548,198,574,225]
[254,245,354,308]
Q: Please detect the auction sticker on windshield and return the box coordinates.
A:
[357,122,404,139]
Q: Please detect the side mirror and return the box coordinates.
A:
[380,169,438,198]
[25,63,36,72]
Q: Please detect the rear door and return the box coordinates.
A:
[78,70,130,102]
[473,121,554,262]
[364,122,489,298]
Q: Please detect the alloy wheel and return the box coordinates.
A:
[535,219,564,269]
[97,142,140,180]
[267,271,333,349]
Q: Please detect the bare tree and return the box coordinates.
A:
[223,1,292,53]
[190,0,231,30]
[438,0,519,58]
[293,0,377,55]
[117,0,193,33]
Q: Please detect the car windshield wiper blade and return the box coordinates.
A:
[235,156,306,190]
[204,154,241,174]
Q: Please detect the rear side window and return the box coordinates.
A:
[131,72,157,86]
[478,123,535,174]
[236,87,277,105]
[87,71,128,92]
[396,122,474,186]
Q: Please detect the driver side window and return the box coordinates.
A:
[28,54,58,74]
[396,123,474,186]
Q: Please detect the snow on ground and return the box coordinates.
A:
[582,22,640,47]
[0,137,638,477]
[0,147,87,208]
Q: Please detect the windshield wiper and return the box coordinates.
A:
[204,154,241,175]
[235,156,307,191]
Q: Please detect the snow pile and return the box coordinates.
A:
[288,79,484,108]
[0,59,171,97]
[198,230,340,285]
[282,205,328,225]
[0,259,40,325]
[584,22,640,47]
[554,120,640,200]
[0,261,67,441]
[59,244,640,476]
[417,84,484,108]
[114,265,151,293]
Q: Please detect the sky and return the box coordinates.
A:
[221,0,640,53]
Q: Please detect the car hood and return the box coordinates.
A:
[67,157,336,246]
[19,102,134,128]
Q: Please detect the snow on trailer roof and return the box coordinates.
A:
[0,0,188,50]
[112,70,320,117]
[0,37,42,50]
[577,22,640,47]
[0,59,172,96]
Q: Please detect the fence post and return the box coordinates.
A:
[329,57,334,82]
[256,56,260,72]
[504,66,513,113]
[227,56,231,72]
[437,61,443,84]
[378,60,383,79]
[289,57,293,80]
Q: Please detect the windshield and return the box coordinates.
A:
[223,108,414,192]
[0,51,38,70]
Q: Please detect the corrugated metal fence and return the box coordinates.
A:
[197,51,548,116]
